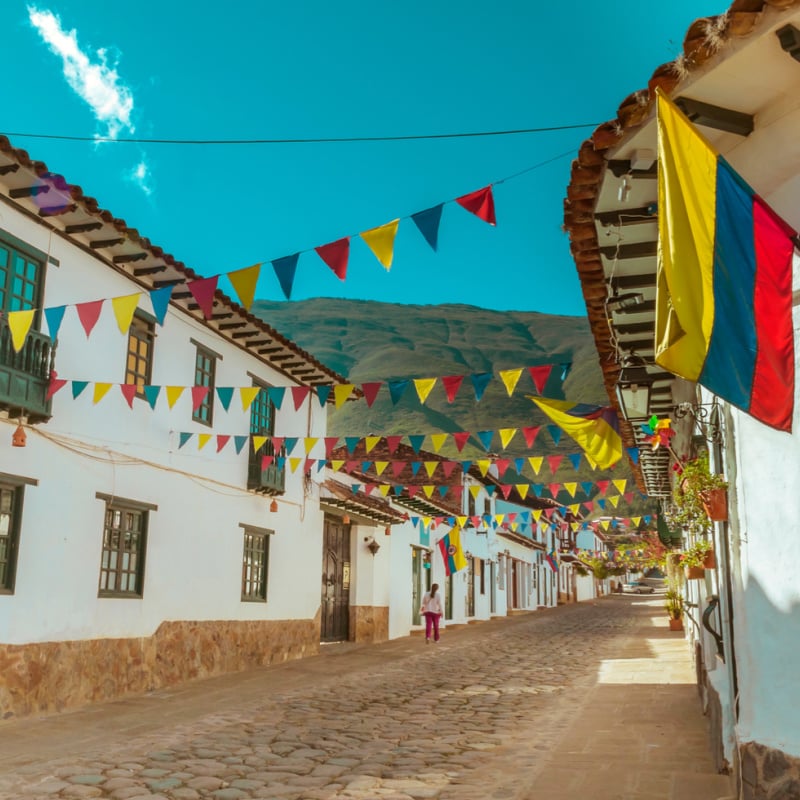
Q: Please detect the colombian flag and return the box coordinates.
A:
[656,91,795,432]
[529,397,623,469]
[437,528,468,576]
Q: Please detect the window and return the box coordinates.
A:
[0,234,44,316]
[479,559,485,595]
[241,525,271,602]
[0,477,30,593]
[97,495,153,597]
[192,345,216,425]
[125,313,155,395]
[467,491,476,517]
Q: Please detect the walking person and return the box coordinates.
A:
[420,583,443,643]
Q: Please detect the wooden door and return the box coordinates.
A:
[466,558,475,617]
[321,516,351,642]
[445,573,453,620]
[512,559,519,608]
[490,561,496,613]
[412,549,422,626]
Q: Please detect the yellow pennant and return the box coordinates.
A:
[469,484,481,498]
[304,437,319,454]
[93,383,112,404]
[532,509,543,521]
[360,219,400,270]
[511,522,519,532]
[422,516,432,529]
[601,520,610,530]
[528,456,544,475]
[289,457,302,473]
[252,435,267,453]
[240,386,260,411]
[632,516,642,527]
[334,384,354,408]
[499,428,517,449]
[166,386,184,409]
[374,461,389,476]
[424,461,438,477]
[609,495,620,507]
[364,436,381,454]
[111,293,141,334]
[413,378,437,404]
[423,485,435,498]
[571,521,580,531]
[569,503,580,515]
[378,484,391,497]
[613,479,628,494]
[198,433,212,450]
[227,263,261,310]
[331,459,345,472]
[515,484,529,500]
[564,482,578,498]
[457,516,467,528]
[430,433,447,453]
[499,368,523,396]
[476,459,491,477]
[7,309,35,352]
[494,514,504,526]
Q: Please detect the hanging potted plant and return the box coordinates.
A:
[673,452,729,532]
[665,589,684,631]
[681,539,712,579]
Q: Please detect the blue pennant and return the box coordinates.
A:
[439,487,449,498]
[547,425,562,445]
[461,460,472,472]
[411,461,422,476]
[345,437,360,454]
[149,285,173,326]
[178,432,192,449]
[514,457,525,474]
[597,498,606,509]
[388,380,409,405]
[560,362,572,381]
[317,459,327,472]
[408,434,425,453]
[143,385,160,410]
[216,387,234,411]
[44,305,66,343]
[484,485,496,496]
[568,453,582,471]
[276,457,286,468]
[351,483,361,494]
[272,253,299,300]
[317,385,333,406]
[626,446,640,464]
[470,372,492,401]
[234,435,248,454]
[267,386,285,409]
[393,485,404,496]
[532,484,543,497]
[477,430,494,451]
[411,204,444,251]
[580,481,594,497]
[72,381,89,399]
[361,461,373,472]
[284,437,298,455]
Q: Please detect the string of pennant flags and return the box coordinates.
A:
[408,512,658,533]
[3,184,500,354]
[45,363,571,408]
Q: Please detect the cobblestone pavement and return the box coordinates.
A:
[0,598,718,800]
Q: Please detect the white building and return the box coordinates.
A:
[563,3,800,795]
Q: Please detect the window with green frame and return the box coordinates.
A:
[98,497,151,597]
[0,479,27,594]
[241,525,271,602]
[125,313,155,396]
[0,234,44,317]
[192,345,216,425]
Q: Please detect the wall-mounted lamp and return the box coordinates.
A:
[384,525,391,536]
[11,422,26,448]
[674,400,724,444]
[342,513,350,525]
[269,498,278,512]
[615,357,654,421]
[365,537,380,556]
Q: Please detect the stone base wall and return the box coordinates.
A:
[350,605,389,643]
[0,614,320,720]
[739,742,800,799]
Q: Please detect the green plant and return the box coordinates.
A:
[680,539,712,569]
[672,453,728,534]
[665,589,684,620]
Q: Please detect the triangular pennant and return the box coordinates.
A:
[413,378,437,404]
[561,363,572,381]
[470,373,492,401]
[46,373,67,400]
[438,486,449,498]
[461,460,473,472]
[149,285,173,325]
[386,435,403,454]
[234,435,248,454]
[216,386,234,411]
[477,430,493,451]
[303,437,319,455]
[378,484,391,497]
[216,435,231,453]
[626,446,640,465]
[334,384,354,408]
[423,461,438,478]
[469,485,481,498]
[44,305,66,343]
[411,204,444,251]
[442,461,458,479]
[568,453,582,471]
[267,386,286,409]
[316,385,332,406]
[391,461,406,478]
[289,458,302,473]
[430,433,448,453]
[548,483,561,499]
[441,375,464,403]
[76,300,104,337]
[515,484,529,500]
[166,386,184,409]
[71,381,89,399]
[495,458,510,478]
[120,384,137,409]
[284,437,299,454]
[271,254,299,300]
[422,485,435,498]
[499,368,523,397]
[476,459,491,477]
[361,382,382,407]
[315,237,350,280]
[191,385,209,412]
[514,457,525,473]
[345,460,359,473]
[252,436,267,454]
[228,263,261,310]
[111,293,141,335]
[240,386,260,412]
[7,309,35,352]
[498,428,517,449]
[364,436,381,454]
[528,365,553,395]
[292,386,310,410]
[609,495,620,508]
[453,432,471,452]
[547,425,562,445]
[262,456,275,471]
[93,382,112,404]
[360,219,399,270]
[521,426,540,448]
[613,479,628,494]
[410,461,422,477]
[388,380,409,405]
[330,459,345,472]
[374,461,389,476]
[596,480,610,495]
[528,456,544,475]
[624,492,634,504]
[564,482,578,498]
[345,437,360,454]
[187,276,219,320]
[580,481,594,497]
[455,185,496,226]
[408,434,425,454]
[178,432,193,449]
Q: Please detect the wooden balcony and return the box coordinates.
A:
[0,320,55,423]
[247,439,286,495]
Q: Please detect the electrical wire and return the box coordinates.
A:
[0,123,601,146]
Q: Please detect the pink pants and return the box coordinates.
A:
[424,612,440,641]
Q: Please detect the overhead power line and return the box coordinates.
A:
[0,122,600,146]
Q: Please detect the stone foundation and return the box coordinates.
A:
[349,605,389,643]
[0,614,320,720]
[740,742,800,799]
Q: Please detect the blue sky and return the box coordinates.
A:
[6,1,726,314]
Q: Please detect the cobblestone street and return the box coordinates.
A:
[0,597,731,800]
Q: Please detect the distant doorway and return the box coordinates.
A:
[321,516,350,642]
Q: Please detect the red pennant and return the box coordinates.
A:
[216,435,230,453]
[455,185,496,226]
[547,455,563,475]
[261,455,274,469]
[292,386,310,410]
[624,492,634,504]
[120,383,137,409]
[304,459,314,474]
[528,365,553,395]
[271,437,284,453]
[453,432,470,452]
[451,485,463,500]
[345,460,359,473]
[521,426,541,447]
[544,508,555,518]
[385,435,403,454]
[187,276,219,320]
[76,299,104,337]
[500,484,512,499]
[324,437,339,457]
[441,375,464,403]
[391,461,406,478]
[361,382,382,407]
[508,513,517,522]
[315,237,350,280]
[495,458,510,478]
[596,480,610,495]
[471,515,482,528]
[191,385,209,411]
[442,460,458,479]
[408,486,420,498]
[548,483,561,498]
[46,373,67,400]
[364,483,376,495]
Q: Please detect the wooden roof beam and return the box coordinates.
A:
[10,184,50,199]
[599,241,657,260]
[133,265,167,277]
[65,221,103,234]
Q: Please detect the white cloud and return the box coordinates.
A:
[28,6,135,139]
[126,158,153,196]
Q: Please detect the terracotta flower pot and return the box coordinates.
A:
[668,617,684,631]
[685,565,705,580]
[703,549,717,570]
[701,487,728,521]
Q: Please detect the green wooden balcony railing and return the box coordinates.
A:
[0,319,55,423]
[247,438,286,495]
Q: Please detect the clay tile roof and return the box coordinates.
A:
[320,479,408,525]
